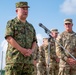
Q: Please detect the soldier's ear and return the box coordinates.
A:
[16,8,18,13]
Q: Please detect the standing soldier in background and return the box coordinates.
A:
[33,44,39,75]
[4,1,38,75]
[37,29,59,75]
[56,18,76,75]
[37,38,48,75]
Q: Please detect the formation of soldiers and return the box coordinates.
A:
[36,29,59,75]
[35,18,76,75]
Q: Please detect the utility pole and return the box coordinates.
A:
[1,51,3,75]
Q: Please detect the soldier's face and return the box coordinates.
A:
[52,32,58,38]
[16,7,28,19]
[64,23,73,32]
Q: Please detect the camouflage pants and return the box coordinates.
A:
[5,63,34,75]
[33,65,37,75]
[58,67,76,75]
[58,59,76,75]
[37,62,59,75]
[49,62,59,75]
[37,62,47,75]
[37,63,59,75]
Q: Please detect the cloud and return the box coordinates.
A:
[1,40,8,52]
[0,40,7,69]
[36,33,44,46]
[60,0,76,15]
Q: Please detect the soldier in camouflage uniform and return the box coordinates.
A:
[5,1,38,75]
[33,44,39,75]
[37,38,48,75]
[37,29,59,75]
[56,18,76,75]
